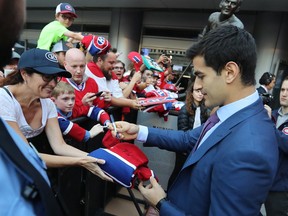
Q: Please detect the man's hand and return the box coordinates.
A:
[102,91,112,102]
[157,54,170,65]
[138,177,167,207]
[131,71,142,83]
[108,121,140,140]
[130,99,144,110]
[264,104,272,119]
[82,92,97,106]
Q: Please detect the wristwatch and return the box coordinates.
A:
[155,197,168,212]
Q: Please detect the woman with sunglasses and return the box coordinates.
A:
[0,48,112,182]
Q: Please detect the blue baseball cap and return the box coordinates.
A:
[55,3,77,18]
[18,48,71,78]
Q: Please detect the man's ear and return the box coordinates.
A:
[63,61,67,69]
[224,61,240,84]
[97,56,103,63]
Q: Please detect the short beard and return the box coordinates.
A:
[102,69,112,81]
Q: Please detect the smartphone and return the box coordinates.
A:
[93,91,103,97]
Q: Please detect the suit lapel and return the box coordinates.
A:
[182,99,263,169]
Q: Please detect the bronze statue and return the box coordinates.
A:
[199,0,244,38]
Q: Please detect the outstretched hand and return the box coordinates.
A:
[89,124,104,138]
[80,156,113,182]
[108,121,140,140]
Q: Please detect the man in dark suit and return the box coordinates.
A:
[112,25,279,216]
[257,72,276,106]
[257,72,276,95]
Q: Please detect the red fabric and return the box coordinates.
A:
[163,83,177,92]
[101,131,157,184]
[119,75,130,83]
[146,104,169,121]
[81,35,93,49]
[143,89,173,121]
[98,111,110,125]
[109,143,156,183]
[57,115,86,142]
[110,143,148,167]
[128,51,143,71]
[65,122,86,142]
[122,107,131,115]
[158,72,166,89]
[102,130,120,148]
[135,167,157,182]
[145,89,170,98]
[81,35,111,56]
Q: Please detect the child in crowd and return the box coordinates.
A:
[51,81,109,142]
[37,3,84,51]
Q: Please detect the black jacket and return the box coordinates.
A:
[177,103,209,131]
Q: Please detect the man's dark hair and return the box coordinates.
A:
[259,72,275,85]
[92,48,117,63]
[186,25,256,86]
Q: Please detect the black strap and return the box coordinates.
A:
[2,86,12,98]
[0,119,63,216]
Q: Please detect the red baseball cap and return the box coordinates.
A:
[128,51,143,71]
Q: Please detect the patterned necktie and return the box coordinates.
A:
[192,112,220,152]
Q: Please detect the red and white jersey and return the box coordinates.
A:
[85,62,124,98]
[57,113,87,142]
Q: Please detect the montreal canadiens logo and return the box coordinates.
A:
[97,37,106,45]
[45,52,58,63]
[65,5,73,11]
[282,127,288,135]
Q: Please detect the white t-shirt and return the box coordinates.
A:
[0,87,57,139]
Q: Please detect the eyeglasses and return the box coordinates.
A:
[114,66,124,70]
[35,72,62,83]
[61,14,74,22]
[25,68,62,83]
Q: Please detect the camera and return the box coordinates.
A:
[259,93,273,105]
